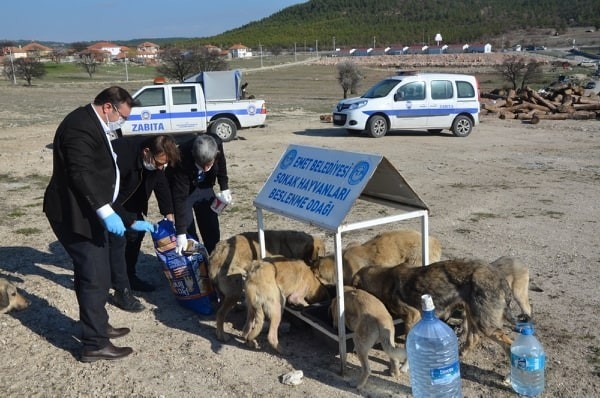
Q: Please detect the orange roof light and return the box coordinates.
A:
[153,76,166,84]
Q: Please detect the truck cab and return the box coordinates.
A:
[122,84,208,135]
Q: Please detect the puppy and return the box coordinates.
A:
[242,256,329,352]
[351,259,514,358]
[330,286,407,389]
[313,229,442,286]
[491,256,532,321]
[0,278,30,314]
[208,230,325,341]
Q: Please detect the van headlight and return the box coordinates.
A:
[348,100,368,110]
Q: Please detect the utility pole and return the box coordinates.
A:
[259,42,263,68]
[294,42,297,62]
[316,40,318,57]
[333,36,336,54]
[373,36,376,49]
[9,48,17,85]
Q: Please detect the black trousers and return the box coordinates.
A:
[187,197,220,254]
[49,220,111,351]
[109,213,146,290]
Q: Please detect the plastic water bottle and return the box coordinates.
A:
[510,322,545,397]
[406,294,462,398]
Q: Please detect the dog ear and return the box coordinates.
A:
[0,286,9,310]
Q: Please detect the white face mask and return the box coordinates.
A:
[106,115,125,132]
[143,160,157,171]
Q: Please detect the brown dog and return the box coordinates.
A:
[242,256,329,352]
[351,259,513,358]
[208,230,325,341]
[330,286,407,389]
[491,256,532,321]
[0,278,30,314]
[313,229,442,286]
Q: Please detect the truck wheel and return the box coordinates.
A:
[367,115,388,138]
[210,118,237,142]
[451,115,473,137]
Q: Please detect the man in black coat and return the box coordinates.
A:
[43,86,150,362]
[167,133,231,255]
[109,135,180,309]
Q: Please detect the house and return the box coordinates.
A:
[86,41,123,61]
[22,42,53,58]
[136,41,160,63]
[229,43,252,58]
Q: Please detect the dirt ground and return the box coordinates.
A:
[0,79,599,397]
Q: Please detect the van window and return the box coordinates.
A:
[456,81,476,98]
[399,81,426,100]
[172,86,197,105]
[431,80,453,99]
[136,88,165,107]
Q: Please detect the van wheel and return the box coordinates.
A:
[210,118,237,142]
[451,115,473,137]
[367,115,388,138]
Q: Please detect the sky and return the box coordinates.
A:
[1,0,306,43]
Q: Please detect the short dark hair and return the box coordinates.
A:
[93,86,135,108]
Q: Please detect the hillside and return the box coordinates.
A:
[195,0,600,50]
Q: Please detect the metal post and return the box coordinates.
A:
[9,49,17,85]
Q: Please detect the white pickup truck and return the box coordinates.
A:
[120,70,266,141]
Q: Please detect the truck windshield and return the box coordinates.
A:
[362,79,401,98]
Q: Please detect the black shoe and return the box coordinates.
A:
[129,275,156,292]
[107,324,130,339]
[112,288,145,312]
[80,341,133,362]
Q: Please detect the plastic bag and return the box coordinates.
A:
[151,219,216,315]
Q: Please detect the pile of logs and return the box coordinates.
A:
[480,83,600,123]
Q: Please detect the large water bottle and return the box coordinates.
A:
[510,322,545,397]
[406,294,462,398]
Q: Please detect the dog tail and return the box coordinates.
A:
[380,326,407,362]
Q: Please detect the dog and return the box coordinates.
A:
[0,278,30,314]
[208,230,325,341]
[491,256,533,322]
[242,256,329,352]
[312,229,442,286]
[351,258,514,358]
[329,286,407,389]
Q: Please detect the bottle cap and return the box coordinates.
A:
[515,321,534,335]
[421,294,435,311]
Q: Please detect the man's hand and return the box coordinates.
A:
[101,213,126,236]
[221,189,232,204]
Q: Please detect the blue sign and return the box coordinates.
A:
[254,145,383,231]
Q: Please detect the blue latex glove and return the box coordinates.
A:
[102,213,125,236]
[130,220,156,233]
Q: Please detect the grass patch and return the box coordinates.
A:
[8,209,26,218]
[469,212,500,222]
[15,227,41,236]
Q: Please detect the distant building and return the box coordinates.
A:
[136,41,160,63]
[229,43,252,58]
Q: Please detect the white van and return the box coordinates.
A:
[332,71,480,138]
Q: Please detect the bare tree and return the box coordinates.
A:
[156,47,228,82]
[336,60,365,98]
[156,47,198,82]
[79,53,99,78]
[14,58,46,85]
[2,57,16,82]
[494,56,543,91]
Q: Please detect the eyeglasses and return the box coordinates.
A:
[112,104,128,121]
